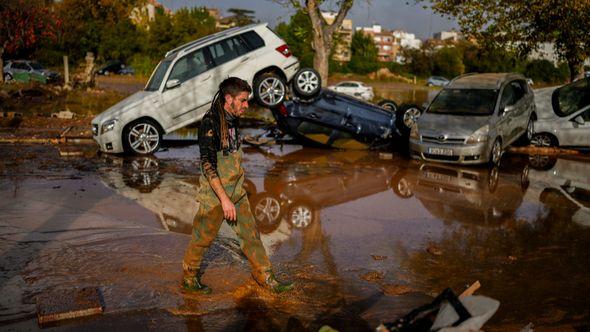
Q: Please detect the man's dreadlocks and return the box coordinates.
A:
[210,77,252,149]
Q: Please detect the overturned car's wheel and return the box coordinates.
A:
[254,72,287,108]
[123,119,162,155]
[292,67,321,100]
[378,99,399,113]
[396,104,423,135]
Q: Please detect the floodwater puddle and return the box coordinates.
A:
[1,143,590,330]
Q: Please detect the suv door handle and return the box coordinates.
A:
[240,56,249,63]
[201,75,211,82]
[309,113,319,119]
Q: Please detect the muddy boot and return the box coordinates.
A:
[181,270,212,294]
[258,272,294,294]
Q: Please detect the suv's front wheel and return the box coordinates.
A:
[253,72,287,108]
[123,119,162,155]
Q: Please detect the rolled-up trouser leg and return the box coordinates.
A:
[183,203,224,274]
[230,197,272,283]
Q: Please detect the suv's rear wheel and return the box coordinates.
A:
[253,72,287,108]
[292,68,321,100]
[123,119,162,155]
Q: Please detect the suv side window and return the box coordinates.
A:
[168,49,212,85]
[553,77,590,117]
[208,37,247,67]
[240,31,265,50]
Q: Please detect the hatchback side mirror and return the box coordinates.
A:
[165,79,181,90]
[573,115,585,125]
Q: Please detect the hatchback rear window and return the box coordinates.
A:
[428,89,498,116]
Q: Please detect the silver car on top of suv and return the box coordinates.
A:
[410,73,536,165]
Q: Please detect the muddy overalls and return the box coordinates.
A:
[183,148,272,283]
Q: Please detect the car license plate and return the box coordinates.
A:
[424,171,452,182]
[428,147,453,156]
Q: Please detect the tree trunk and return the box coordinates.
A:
[0,47,4,84]
[311,29,331,86]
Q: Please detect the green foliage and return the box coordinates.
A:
[347,31,379,74]
[227,8,256,26]
[432,47,464,78]
[524,60,567,84]
[275,10,314,68]
[420,0,590,80]
[130,54,158,77]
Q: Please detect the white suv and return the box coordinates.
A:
[91,23,302,154]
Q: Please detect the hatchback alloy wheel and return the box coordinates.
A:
[531,133,555,147]
[490,139,503,166]
[403,107,422,129]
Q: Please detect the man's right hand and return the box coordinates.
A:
[221,197,237,221]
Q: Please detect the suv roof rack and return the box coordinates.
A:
[165,22,267,58]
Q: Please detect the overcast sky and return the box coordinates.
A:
[158,0,458,40]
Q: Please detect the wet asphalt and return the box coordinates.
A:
[0,138,589,331]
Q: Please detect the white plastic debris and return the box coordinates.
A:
[431,295,500,332]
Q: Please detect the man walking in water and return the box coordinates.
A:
[181,77,294,294]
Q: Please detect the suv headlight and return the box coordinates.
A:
[410,124,419,139]
[466,124,490,144]
[101,118,118,134]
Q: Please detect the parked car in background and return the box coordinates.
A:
[326,81,374,101]
[3,60,60,83]
[531,77,590,148]
[410,73,536,165]
[426,76,450,87]
[92,23,304,155]
[97,61,135,75]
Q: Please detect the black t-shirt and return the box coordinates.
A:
[198,109,240,181]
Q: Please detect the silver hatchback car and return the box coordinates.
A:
[410,73,536,165]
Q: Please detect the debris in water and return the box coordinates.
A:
[36,287,103,325]
[371,255,388,260]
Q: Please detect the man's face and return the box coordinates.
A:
[224,91,249,117]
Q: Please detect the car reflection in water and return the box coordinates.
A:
[528,157,590,227]
[243,147,407,233]
[395,158,531,225]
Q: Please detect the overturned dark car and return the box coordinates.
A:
[263,68,422,149]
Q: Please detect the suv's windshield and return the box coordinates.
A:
[145,60,172,91]
[428,89,498,116]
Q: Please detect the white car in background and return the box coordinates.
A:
[91,23,321,155]
[327,81,374,101]
[532,77,590,148]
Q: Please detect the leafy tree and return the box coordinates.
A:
[275,0,354,86]
[275,10,314,68]
[421,0,590,81]
[347,31,379,74]
[432,46,464,78]
[525,59,569,84]
[0,0,60,83]
[227,8,256,26]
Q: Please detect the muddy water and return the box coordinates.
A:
[1,143,589,331]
